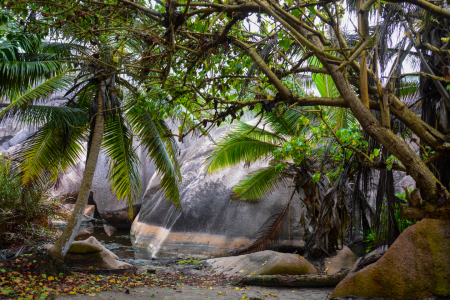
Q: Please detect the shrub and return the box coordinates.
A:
[0,155,60,247]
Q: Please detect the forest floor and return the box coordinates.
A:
[0,251,334,300]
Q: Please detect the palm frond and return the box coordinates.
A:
[127,107,182,207]
[327,107,357,130]
[236,189,293,254]
[0,105,87,127]
[232,121,287,144]
[0,71,75,122]
[103,112,141,215]
[264,107,312,136]
[153,119,181,178]
[205,133,280,174]
[16,117,86,185]
[232,165,285,200]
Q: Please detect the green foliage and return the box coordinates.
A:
[127,106,182,207]
[0,156,59,245]
[205,129,281,174]
[176,258,203,265]
[232,165,285,201]
[364,189,418,253]
[273,111,369,182]
[14,106,87,185]
[103,111,141,212]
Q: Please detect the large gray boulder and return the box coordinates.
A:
[131,125,305,258]
[51,144,156,229]
[50,121,192,229]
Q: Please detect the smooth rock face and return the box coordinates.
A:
[1,142,9,150]
[324,246,356,275]
[331,219,450,299]
[206,250,317,277]
[65,236,131,270]
[131,126,305,258]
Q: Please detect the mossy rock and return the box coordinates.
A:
[67,240,103,254]
[331,219,450,299]
[253,253,318,276]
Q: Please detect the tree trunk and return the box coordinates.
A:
[293,28,445,200]
[49,83,105,261]
[358,0,370,109]
[238,267,351,288]
[401,203,450,220]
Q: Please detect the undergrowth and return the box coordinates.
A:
[0,155,64,249]
[364,189,419,253]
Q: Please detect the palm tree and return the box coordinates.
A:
[0,23,182,264]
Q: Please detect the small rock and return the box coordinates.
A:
[75,226,94,237]
[84,205,95,218]
[324,246,356,275]
[103,224,117,236]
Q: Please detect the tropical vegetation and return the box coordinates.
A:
[1,0,450,265]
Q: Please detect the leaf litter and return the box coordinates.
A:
[0,253,237,299]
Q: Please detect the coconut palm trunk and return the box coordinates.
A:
[49,82,105,261]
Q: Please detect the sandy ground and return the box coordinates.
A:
[56,285,334,300]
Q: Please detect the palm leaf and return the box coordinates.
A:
[236,189,294,254]
[0,71,75,123]
[16,118,86,185]
[264,107,313,137]
[232,165,285,200]
[127,107,182,208]
[231,121,287,144]
[103,112,142,214]
[0,105,87,127]
[205,134,281,174]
